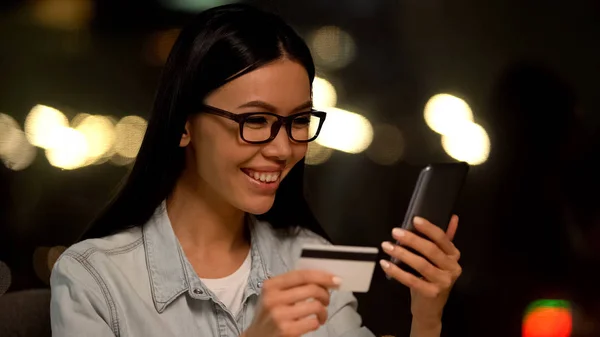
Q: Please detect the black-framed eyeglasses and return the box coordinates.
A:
[200,104,327,144]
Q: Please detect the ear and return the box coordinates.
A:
[179,121,191,147]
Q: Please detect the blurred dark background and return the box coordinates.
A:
[1,0,599,336]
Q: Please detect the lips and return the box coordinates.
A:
[241,169,281,184]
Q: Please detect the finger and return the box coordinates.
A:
[293,299,328,324]
[379,259,441,298]
[279,284,330,306]
[275,300,328,324]
[391,228,454,271]
[281,315,321,337]
[446,215,459,241]
[381,242,450,283]
[412,217,457,256]
[263,270,341,291]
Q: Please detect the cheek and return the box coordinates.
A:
[291,143,308,163]
[279,144,308,181]
[194,135,258,187]
[191,121,237,178]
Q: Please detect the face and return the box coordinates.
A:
[179,58,311,215]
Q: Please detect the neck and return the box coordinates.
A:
[167,171,248,254]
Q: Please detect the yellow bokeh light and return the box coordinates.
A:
[47,246,67,271]
[314,107,373,154]
[70,113,90,128]
[144,28,181,66]
[114,116,148,159]
[75,115,116,163]
[33,246,51,285]
[0,113,22,157]
[45,126,89,170]
[110,154,135,166]
[309,26,357,70]
[25,105,69,149]
[305,141,334,165]
[313,77,337,109]
[441,122,490,165]
[1,113,37,171]
[424,94,474,135]
[2,131,37,171]
[31,0,94,31]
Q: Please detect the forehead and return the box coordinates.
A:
[205,59,312,113]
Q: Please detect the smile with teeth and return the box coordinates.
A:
[243,170,281,183]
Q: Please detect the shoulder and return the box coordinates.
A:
[58,226,143,261]
[49,230,144,337]
[51,227,144,288]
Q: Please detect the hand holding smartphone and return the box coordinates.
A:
[390,162,469,277]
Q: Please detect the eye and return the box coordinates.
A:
[292,115,311,127]
[245,115,269,126]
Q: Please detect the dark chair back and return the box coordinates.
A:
[0,289,51,337]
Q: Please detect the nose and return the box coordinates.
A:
[262,126,293,161]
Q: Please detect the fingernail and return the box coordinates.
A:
[380,260,390,269]
[332,276,343,286]
[381,241,394,251]
[413,216,425,226]
[392,228,405,237]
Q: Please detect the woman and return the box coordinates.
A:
[50,4,462,337]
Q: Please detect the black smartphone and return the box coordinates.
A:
[390,162,469,277]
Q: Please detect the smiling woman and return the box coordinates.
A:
[49,4,369,337]
[49,4,461,337]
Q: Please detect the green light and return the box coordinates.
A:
[160,0,240,13]
[524,299,571,318]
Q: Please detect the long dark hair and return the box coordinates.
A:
[81,4,329,241]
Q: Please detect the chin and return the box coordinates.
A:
[239,195,276,215]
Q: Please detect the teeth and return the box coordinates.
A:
[247,170,280,183]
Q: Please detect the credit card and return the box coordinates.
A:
[295,244,379,293]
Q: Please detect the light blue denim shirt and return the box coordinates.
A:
[50,204,376,337]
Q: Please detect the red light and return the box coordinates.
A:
[523,306,572,337]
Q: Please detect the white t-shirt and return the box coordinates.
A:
[200,252,251,316]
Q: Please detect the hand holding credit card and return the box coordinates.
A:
[294,244,379,293]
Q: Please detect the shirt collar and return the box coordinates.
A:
[142,203,189,313]
[143,202,287,313]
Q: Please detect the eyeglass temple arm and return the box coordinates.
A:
[201,105,243,122]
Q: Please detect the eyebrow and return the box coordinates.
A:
[237,100,313,113]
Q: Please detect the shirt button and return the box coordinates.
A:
[257,282,262,288]
[193,288,203,295]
